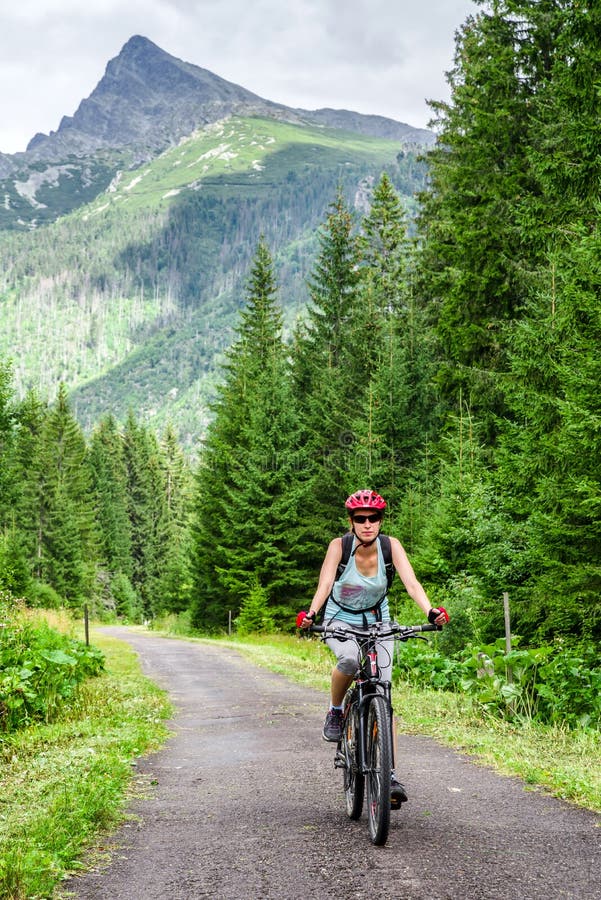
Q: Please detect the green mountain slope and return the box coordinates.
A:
[0,115,426,447]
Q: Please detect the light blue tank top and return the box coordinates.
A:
[324,536,390,625]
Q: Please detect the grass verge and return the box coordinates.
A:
[0,628,172,900]
[196,631,601,814]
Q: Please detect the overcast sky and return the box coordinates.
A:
[0,0,476,155]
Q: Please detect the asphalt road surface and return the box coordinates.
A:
[61,628,600,900]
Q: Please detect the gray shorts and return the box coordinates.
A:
[326,622,394,682]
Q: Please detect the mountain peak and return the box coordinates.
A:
[25,36,267,158]
[21,35,432,164]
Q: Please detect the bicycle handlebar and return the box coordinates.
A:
[308,621,441,641]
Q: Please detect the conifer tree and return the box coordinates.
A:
[156,424,193,614]
[7,390,48,590]
[415,5,537,428]
[89,414,133,582]
[0,362,17,525]
[350,175,439,524]
[292,189,366,539]
[0,363,29,594]
[360,172,409,313]
[497,233,601,641]
[36,384,97,605]
[123,412,167,617]
[191,239,304,630]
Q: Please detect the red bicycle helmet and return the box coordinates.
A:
[345,489,387,512]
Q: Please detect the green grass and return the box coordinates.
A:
[189,631,601,813]
[3,621,596,898]
[0,629,172,900]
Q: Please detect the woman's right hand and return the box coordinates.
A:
[296,610,315,629]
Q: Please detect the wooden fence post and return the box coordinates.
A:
[503,591,512,684]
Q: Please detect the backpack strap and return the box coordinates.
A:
[379,534,395,592]
[334,532,355,583]
[333,533,395,590]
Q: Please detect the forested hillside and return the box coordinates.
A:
[1,0,599,668]
[190,0,600,647]
[0,117,425,445]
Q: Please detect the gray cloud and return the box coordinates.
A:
[0,0,475,154]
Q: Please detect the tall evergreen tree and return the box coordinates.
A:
[0,362,17,525]
[7,390,48,592]
[360,172,410,313]
[191,239,304,629]
[497,232,601,641]
[0,363,30,594]
[350,175,439,524]
[415,3,537,429]
[123,412,167,617]
[36,384,97,605]
[89,414,133,580]
[292,189,366,538]
[156,424,193,614]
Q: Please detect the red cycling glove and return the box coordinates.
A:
[428,606,450,624]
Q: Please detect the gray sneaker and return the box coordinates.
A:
[322,707,344,742]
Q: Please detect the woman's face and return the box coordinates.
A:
[349,510,382,542]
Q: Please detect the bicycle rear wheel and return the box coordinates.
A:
[366,695,392,845]
[341,694,364,820]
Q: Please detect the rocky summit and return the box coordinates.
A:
[3,35,432,171]
[25,36,277,161]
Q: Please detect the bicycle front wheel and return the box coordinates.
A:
[366,695,392,845]
[341,695,364,820]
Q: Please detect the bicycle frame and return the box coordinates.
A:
[310,620,440,845]
[350,634,395,774]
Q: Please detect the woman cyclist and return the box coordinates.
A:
[297,489,449,807]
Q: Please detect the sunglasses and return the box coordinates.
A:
[352,513,382,524]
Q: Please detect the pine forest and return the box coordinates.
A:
[1,1,600,728]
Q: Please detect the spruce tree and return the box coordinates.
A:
[498,234,601,641]
[191,239,304,630]
[156,424,193,614]
[36,384,97,605]
[89,414,133,590]
[415,4,537,430]
[350,175,439,526]
[292,189,366,540]
[123,412,167,617]
[0,363,30,594]
[8,390,48,590]
[360,172,409,313]
[0,362,17,526]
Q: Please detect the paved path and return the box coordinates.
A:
[61,628,601,900]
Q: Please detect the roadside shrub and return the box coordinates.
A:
[536,643,601,729]
[111,572,142,621]
[27,580,64,609]
[458,640,553,721]
[150,609,195,635]
[393,632,601,729]
[393,638,462,691]
[0,530,31,596]
[0,590,105,732]
[235,577,275,636]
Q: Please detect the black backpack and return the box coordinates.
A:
[328,533,395,621]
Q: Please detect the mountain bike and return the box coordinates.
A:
[310,620,440,846]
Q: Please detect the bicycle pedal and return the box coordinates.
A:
[334,751,346,768]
